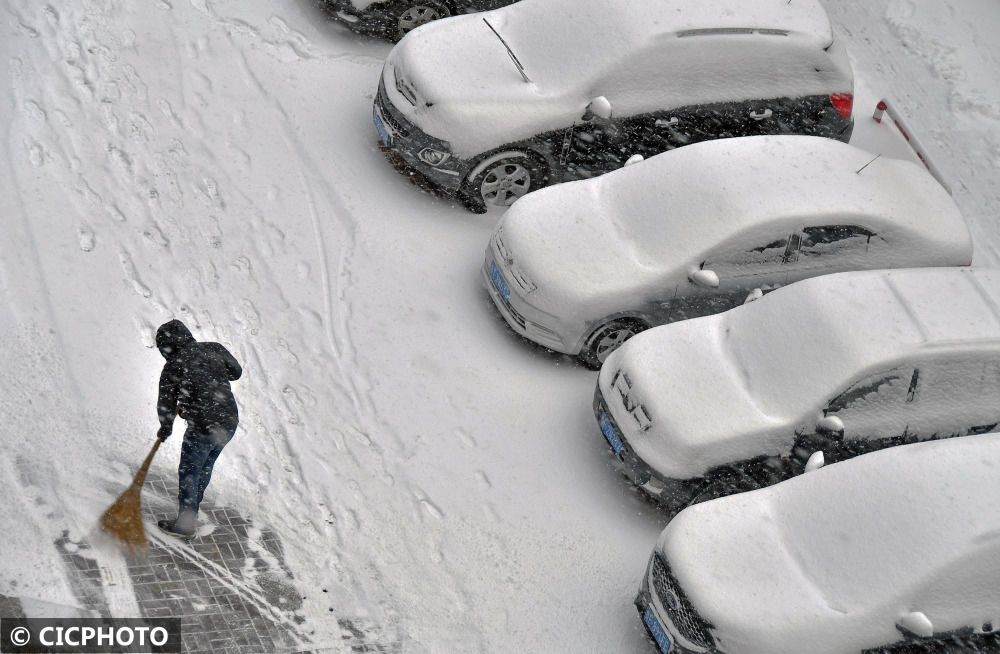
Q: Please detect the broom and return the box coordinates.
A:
[101,439,161,553]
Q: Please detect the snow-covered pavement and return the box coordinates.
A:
[1,1,997,652]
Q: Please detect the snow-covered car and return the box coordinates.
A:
[321,0,518,42]
[374,0,855,212]
[636,432,1000,654]
[594,267,1000,511]
[483,135,971,367]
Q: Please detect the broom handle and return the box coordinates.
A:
[131,439,162,490]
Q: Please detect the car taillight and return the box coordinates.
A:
[830,93,853,118]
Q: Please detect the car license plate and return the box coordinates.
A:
[488,259,511,303]
[599,410,623,455]
[643,605,673,654]
[373,105,392,147]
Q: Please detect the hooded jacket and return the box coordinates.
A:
[156,320,242,433]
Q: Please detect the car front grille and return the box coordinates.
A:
[650,554,714,649]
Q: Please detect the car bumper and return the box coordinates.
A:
[374,75,470,196]
[592,385,699,511]
[481,253,575,354]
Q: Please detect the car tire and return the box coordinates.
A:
[579,318,648,369]
[688,469,760,508]
[462,151,548,212]
[387,0,451,41]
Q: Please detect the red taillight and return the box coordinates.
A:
[830,93,853,118]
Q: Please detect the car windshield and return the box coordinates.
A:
[488,0,655,90]
[719,282,920,416]
[767,439,1000,609]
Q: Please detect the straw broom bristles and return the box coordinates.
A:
[100,439,161,554]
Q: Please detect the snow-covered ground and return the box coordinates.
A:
[1,1,997,652]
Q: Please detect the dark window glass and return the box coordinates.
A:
[826,370,906,415]
[798,225,875,258]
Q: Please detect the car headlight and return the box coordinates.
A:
[509,263,536,294]
[493,231,536,293]
[417,147,451,166]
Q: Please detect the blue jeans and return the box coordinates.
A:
[177,424,235,520]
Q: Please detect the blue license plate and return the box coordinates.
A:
[599,410,623,455]
[644,605,673,654]
[373,106,392,146]
[489,259,511,303]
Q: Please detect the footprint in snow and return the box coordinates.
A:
[78,228,95,252]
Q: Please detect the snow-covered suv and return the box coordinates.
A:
[374,0,855,212]
[484,136,971,368]
[637,432,1000,654]
[594,267,1000,511]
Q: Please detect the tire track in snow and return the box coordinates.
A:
[218,17,409,460]
[8,0,485,645]
[173,10,473,643]
[210,16,489,645]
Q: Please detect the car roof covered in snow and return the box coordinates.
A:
[596,135,968,264]
[659,432,1000,654]
[590,0,834,40]
[724,266,1000,410]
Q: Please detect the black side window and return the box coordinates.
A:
[825,370,905,415]
[704,235,789,274]
[799,225,875,258]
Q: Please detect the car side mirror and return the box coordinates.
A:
[804,451,825,473]
[816,415,845,438]
[897,612,934,638]
[688,269,719,289]
[583,96,613,122]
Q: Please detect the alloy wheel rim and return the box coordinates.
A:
[398,5,442,35]
[596,328,635,362]
[481,162,531,206]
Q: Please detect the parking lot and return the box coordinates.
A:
[2,0,998,651]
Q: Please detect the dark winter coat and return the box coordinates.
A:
[156,320,242,434]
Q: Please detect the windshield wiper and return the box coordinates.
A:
[482,18,531,84]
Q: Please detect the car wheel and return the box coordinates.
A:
[688,470,759,508]
[464,152,548,211]
[579,319,648,369]
[389,0,450,40]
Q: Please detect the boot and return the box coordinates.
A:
[158,509,197,538]
[157,519,195,538]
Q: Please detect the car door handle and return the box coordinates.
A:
[749,108,773,121]
[655,117,679,128]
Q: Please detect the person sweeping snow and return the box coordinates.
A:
[155,319,242,538]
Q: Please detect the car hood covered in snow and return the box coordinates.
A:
[496,180,674,324]
[657,433,1000,654]
[599,315,792,479]
[386,0,837,158]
